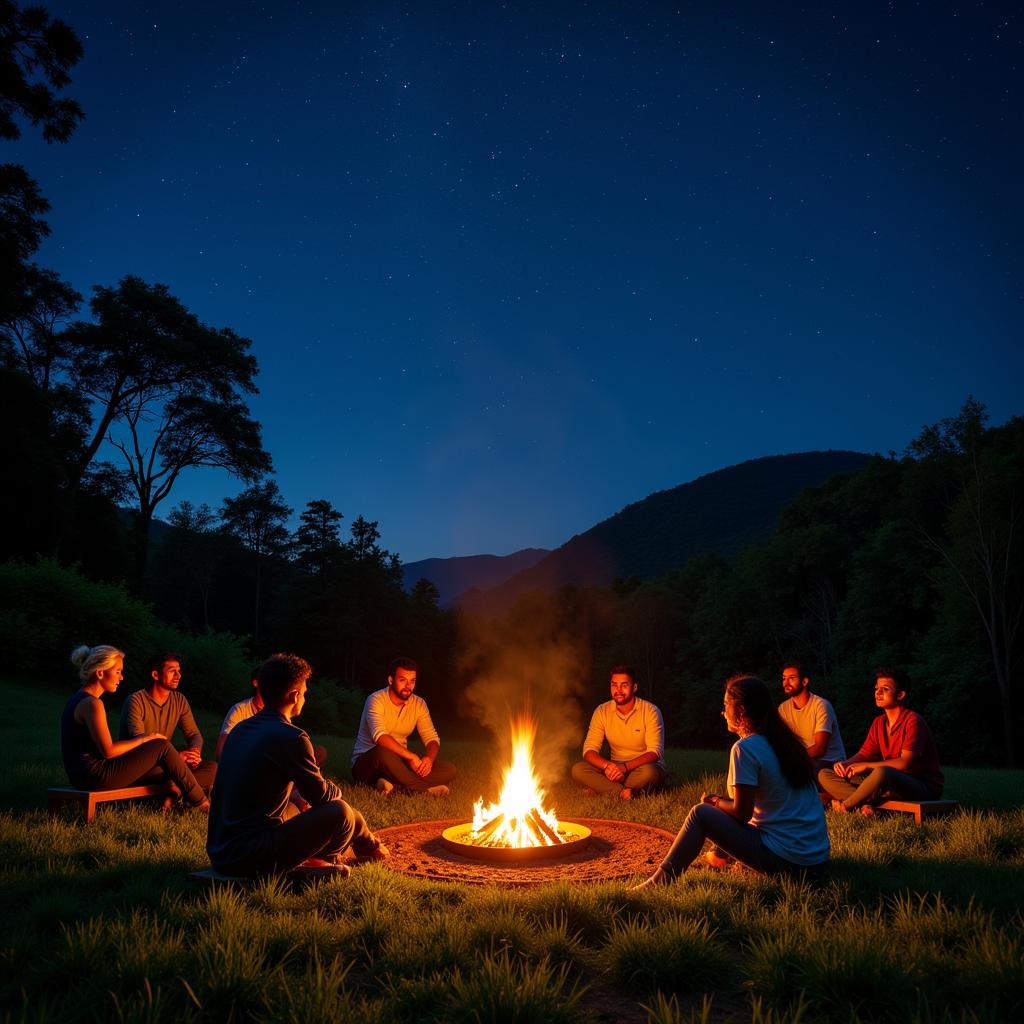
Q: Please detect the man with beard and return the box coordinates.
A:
[350,658,457,795]
[777,662,846,775]
[119,652,217,795]
[571,665,666,799]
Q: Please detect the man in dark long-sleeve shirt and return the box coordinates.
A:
[208,653,386,876]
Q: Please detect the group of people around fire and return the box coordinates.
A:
[61,643,943,885]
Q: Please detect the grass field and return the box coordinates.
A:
[1,677,1022,1023]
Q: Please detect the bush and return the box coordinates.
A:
[0,559,250,710]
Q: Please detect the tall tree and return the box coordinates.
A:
[294,499,344,576]
[63,276,271,576]
[220,480,291,643]
[0,0,84,142]
[908,399,1024,766]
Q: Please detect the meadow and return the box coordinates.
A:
[1,677,1022,1024]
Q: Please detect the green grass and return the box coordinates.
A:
[2,677,1023,1023]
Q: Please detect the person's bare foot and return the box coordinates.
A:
[860,804,875,817]
[190,798,211,814]
[619,787,633,800]
[427,784,449,797]
[631,867,672,890]
[703,849,730,870]
[830,799,849,813]
[375,778,394,796]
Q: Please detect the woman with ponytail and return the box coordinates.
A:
[61,645,209,809]
[634,675,828,887]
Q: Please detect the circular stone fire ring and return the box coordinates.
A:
[439,820,592,863]
[374,817,676,886]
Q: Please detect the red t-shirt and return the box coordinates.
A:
[854,709,944,795]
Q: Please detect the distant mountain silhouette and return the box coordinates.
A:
[468,451,871,610]
[402,548,550,607]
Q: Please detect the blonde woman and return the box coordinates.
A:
[61,645,208,808]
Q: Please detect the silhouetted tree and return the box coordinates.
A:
[60,276,270,576]
[294,499,344,577]
[220,480,291,643]
[0,0,84,142]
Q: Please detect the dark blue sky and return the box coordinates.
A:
[12,2,1022,561]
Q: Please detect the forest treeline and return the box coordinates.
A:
[0,3,1020,765]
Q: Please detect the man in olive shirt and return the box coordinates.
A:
[119,653,217,794]
[570,665,666,799]
[208,652,387,876]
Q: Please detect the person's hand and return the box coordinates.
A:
[847,762,871,777]
[408,753,423,773]
[604,762,626,783]
[700,792,719,806]
[833,761,849,779]
[413,755,433,778]
[181,748,201,767]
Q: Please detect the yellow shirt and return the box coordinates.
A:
[582,698,665,767]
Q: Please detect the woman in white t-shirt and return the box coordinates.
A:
[634,675,829,888]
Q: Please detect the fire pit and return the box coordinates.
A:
[438,714,592,863]
[365,712,674,884]
[440,819,592,862]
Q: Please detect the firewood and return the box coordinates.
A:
[472,812,506,845]
[527,809,565,844]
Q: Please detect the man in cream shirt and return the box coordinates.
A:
[350,657,457,795]
[571,665,667,799]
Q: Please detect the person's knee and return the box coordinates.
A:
[570,761,592,784]
[817,767,837,788]
[627,765,665,791]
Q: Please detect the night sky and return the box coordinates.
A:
[11,2,1022,562]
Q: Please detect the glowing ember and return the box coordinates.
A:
[468,715,564,848]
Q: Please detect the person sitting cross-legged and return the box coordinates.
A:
[61,644,208,809]
[633,675,829,889]
[571,665,667,799]
[207,653,387,877]
[350,658,457,796]
[818,668,943,816]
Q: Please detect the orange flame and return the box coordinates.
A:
[470,714,560,847]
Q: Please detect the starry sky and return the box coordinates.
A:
[10,1,1022,562]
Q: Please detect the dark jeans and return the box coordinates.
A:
[818,765,938,809]
[351,746,457,793]
[72,738,205,804]
[138,757,217,796]
[662,802,825,879]
[213,799,377,876]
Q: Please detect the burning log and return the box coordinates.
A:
[472,812,506,845]
[522,814,548,846]
[527,809,565,845]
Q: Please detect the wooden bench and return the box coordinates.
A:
[47,784,177,823]
[819,791,960,824]
[875,799,960,825]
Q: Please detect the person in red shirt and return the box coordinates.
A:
[818,668,944,815]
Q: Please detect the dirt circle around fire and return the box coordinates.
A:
[373,817,676,886]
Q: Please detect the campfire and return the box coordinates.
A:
[440,714,591,862]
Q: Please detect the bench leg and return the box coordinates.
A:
[85,796,97,823]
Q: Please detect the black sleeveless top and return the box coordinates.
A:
[61,690,104,784]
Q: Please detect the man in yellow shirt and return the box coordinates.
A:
[571,665,666,799]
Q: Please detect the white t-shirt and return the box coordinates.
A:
[220,696,261,736]
[778,692,846,763]
[351,688,441,765]
[727,734,830,866]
